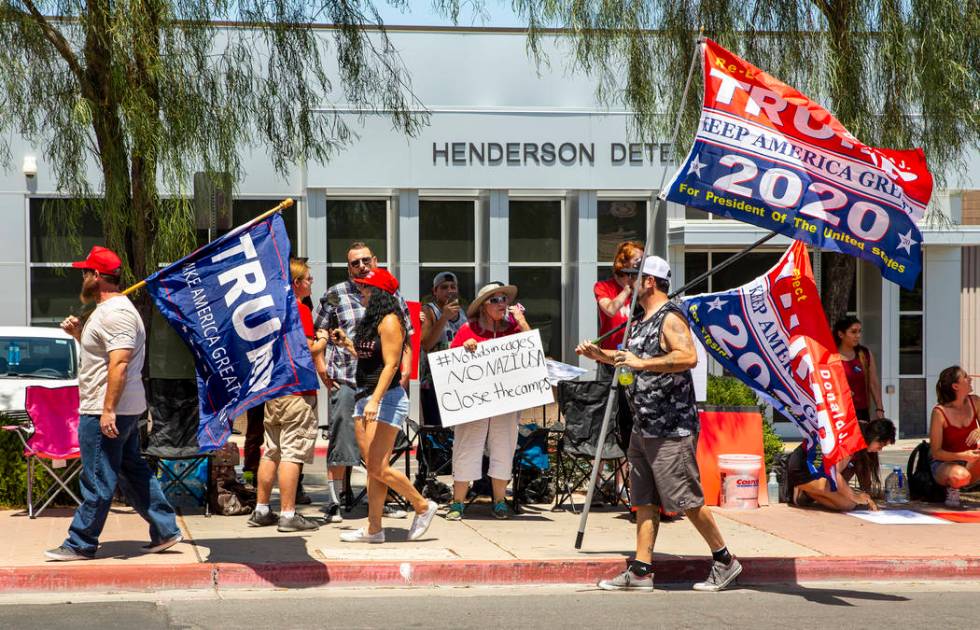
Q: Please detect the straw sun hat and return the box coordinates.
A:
[466,282,518,319]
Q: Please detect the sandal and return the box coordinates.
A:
[445,501,464,521]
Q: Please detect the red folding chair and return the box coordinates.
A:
[1,385,82,518]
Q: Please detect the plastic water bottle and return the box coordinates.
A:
[767,470,780,504]
[615,344,634,387]
[884,466,910,504]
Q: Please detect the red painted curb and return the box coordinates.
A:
[5,556,980,593]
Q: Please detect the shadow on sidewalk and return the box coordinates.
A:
[740,584,911,606]
[190,534,330,589]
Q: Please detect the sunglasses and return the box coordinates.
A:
[348,257,373,268]
[487,295,509,305]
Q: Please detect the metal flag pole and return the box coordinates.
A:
[575,35,704,550]
[121,197,295,296]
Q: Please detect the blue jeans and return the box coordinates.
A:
[64,414,180,556]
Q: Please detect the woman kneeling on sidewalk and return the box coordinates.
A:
[328,269,437,543]
[788,419,896,511]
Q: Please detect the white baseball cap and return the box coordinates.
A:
[641,256,671,281]
[432,271,458,289]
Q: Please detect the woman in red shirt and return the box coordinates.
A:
[930,366,980,507]
[593,241,643,381]
[445,282,530,521]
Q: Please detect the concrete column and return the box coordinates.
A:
[924,245,963,414]
[879,271,901,431]
[574,190,598,369]
[487,190,509,284]
[396,190,420,303]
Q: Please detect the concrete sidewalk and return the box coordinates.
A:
[3,461,980,592]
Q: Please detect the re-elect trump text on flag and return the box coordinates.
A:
[146,213,318,451]
[663,39,932,290]
[683,241,866,480]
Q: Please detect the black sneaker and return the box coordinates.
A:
[296,488,313,505]
[44,545,95,562]
[247,510,278,527]
[277,513,319,532]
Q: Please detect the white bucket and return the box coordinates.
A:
[718,454,762,510]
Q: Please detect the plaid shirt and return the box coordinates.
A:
[313,279,414,388]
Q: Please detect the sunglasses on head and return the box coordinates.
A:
[487,295,509,305]
[348,256,372,268]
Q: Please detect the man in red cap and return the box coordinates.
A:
[45,246,182,561]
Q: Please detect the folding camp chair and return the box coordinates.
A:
[0,385,83,518]
[411,419,455,503]
[144,378,213,516]
[551,380,630,513]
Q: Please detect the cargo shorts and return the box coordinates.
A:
[262,394,318,465]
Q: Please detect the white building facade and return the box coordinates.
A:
[1,26,978,437]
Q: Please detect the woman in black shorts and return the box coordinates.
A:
[788,419,896,511]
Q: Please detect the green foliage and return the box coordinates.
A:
[0,418,77,509]
[706,374,762,408]
[706,375,783,471]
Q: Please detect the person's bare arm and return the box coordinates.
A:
[575,341,617,365]
[101,348,132,438]
[616,312,697,373]
[597,284,631,318]
[400,343,413,390]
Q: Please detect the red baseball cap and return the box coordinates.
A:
[71,246,122,275]
[353,268,399,295]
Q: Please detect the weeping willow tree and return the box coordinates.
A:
[497,0,980,323]
[0,0,426,320]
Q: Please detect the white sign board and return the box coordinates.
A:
[428,330,554,427]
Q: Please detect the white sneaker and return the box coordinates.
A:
[340,527,385,544]
[408,500,438,541]
[383,504,409,519]
[945,487,961,508]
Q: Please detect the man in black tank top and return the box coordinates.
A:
[577,255,741,593]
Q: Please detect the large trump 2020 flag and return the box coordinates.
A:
[663,39,932,290]
[684,241,865,481]
[146,213,318,451]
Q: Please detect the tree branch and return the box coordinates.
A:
[19,1,86,88]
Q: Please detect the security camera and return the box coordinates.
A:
[22,156,37,178]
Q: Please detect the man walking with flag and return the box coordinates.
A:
[46,246,182,561]
[577,256,741,592]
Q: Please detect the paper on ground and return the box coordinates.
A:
[846,509,951,525]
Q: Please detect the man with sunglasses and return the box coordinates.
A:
[313,242,414,522]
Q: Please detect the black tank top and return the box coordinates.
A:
[354,335,402,401]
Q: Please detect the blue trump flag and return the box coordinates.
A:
[146,213,317,451]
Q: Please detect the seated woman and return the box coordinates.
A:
[929,366,980,508]
[788,419,896,511]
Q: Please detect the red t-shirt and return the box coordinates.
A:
[295,299,317,397]
[594,278,629,350]
[841,355,869,412]
[451,319,522,348]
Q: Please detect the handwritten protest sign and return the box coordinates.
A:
[427,330,554,427]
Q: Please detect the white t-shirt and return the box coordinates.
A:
[78,295,147,416]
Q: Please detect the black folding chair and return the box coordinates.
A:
[551,380,631,513]
[144,378,214,517]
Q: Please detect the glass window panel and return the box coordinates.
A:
[710,253,782,292]
[597,200,646,264]
[327,266,350,289]
[898,378,927,437]
[899,314,923,375]
[30,268,82,325]
[420,200,475,263]
[419,267,476,307]
[30,199,105,263]
[508,267,562,359]
[326,199,387,264]
[683,252,710,295]
[899,272,923,312]
[233,199,299,254]
[509,200,561,263]
[685,205,711,221]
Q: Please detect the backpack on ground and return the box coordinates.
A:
[907,440,945,503]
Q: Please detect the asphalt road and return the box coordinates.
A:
[0,582,976,629]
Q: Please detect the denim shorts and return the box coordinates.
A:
[353,386,409,428]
